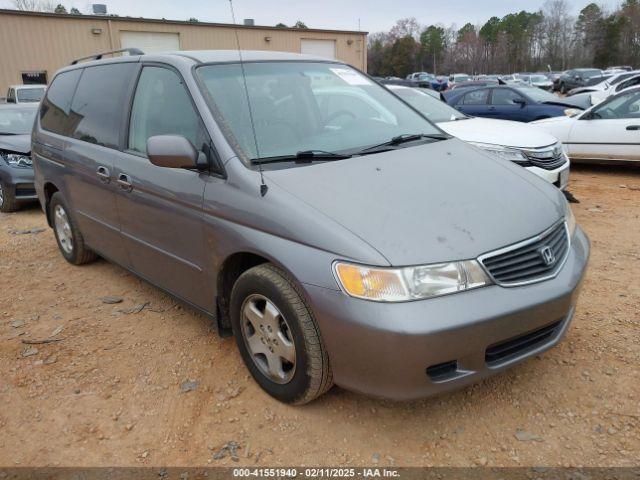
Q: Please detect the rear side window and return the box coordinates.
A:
[70,63,137,149]
[128,66,208,155]
[461,89,489,105]
[491,89,525,105]
[40,69,82,135]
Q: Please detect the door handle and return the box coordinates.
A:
[96,166,111,183]
[117,173,133,192]
[626,125,640,131]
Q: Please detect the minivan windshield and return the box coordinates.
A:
[392,87,466,123]
[196,62,443,162]
[0,107,37,135]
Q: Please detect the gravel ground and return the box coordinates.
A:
[0,165,638,467]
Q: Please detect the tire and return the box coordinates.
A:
[230,263,333,404]
[560,83,567,95]
[49,192,97,265]
[0,182,19,213]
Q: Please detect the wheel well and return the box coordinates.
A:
[216,252,269,333]
[43,183,59,226]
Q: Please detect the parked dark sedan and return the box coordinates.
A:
[0,104,38,212]
[556,68,603,94]
[445,85,583,122]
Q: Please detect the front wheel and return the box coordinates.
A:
[49,192,97,265]
[230,264,333,404]
[560,83,567,94]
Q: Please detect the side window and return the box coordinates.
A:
[128,66,209,157]
[70,63,137,149]
[616,77,640,93]
[491,89,525,105]
[461,89,489,105]
[40,69,82,135]
[593,91,640,119]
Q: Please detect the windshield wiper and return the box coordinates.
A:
[355,133,449,155]
[0,132,20,136]
[251,150,352,165]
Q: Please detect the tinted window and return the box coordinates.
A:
[491,89,525,105]
[461,89,489,105]
[129,66,209,155]
[616,76,640,92]
[40,69,82,135]
[70,63,136,149]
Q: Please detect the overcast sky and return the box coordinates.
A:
[0,0,624,31]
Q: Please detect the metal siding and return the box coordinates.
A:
[0,11,367,93]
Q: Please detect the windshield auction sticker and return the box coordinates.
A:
[330,68,372,86]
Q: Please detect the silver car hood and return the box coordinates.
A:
[266,138,565,266]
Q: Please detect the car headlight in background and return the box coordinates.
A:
[467,142,529,163]
[1,153,32,168]
[564,108,581,117]
[566,206,577,238]
[334,260,492,302]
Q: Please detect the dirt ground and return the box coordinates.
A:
[0,165,638,468]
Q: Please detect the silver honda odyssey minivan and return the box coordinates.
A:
[33,50,589,404]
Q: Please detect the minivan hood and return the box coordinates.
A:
[438,117,557,149]
[0,134,31,154]
[265,139,565,266]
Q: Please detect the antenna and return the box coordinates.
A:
[229,0,268,197]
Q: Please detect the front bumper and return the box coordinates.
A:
[525,160,570,190]
[0,166,37,201]
[304,227,589,400]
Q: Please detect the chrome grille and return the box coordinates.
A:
[479,222,569,286]
[521,144,567,171]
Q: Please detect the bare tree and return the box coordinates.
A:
[542,0,575,70]
[12,0,55,12]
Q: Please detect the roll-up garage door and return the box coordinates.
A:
[300,39,336,59]
[120,31,180,54]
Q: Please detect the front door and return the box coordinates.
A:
[567,89,640,162]
[114,65,211,307]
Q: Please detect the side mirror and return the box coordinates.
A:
[147,135,200,169]
[575,75,581,80]
[514,98,527,107]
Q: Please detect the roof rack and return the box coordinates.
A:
[70,48,145,65]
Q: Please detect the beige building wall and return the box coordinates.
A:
[0,9,367,93]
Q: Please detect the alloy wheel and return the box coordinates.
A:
[54,204,74,254]
[240,294,296,384]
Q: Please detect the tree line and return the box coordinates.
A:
[368,0,640,77]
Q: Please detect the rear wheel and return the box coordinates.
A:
[230,264,333,404]
[49,192,97,265]
[0,182,18,213]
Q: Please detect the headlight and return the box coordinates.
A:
[564,108,581,117]
[566,206,577,238]
[334,260,492,302]
[467,142,528,163]
[2,153,32,168]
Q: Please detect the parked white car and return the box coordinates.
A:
[533,86,640,164]
[588,74,640,105]
[388,85,570,189]
[521,74,554,91]
[5,84,46,104]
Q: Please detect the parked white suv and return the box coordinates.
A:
[389,85,570,189]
